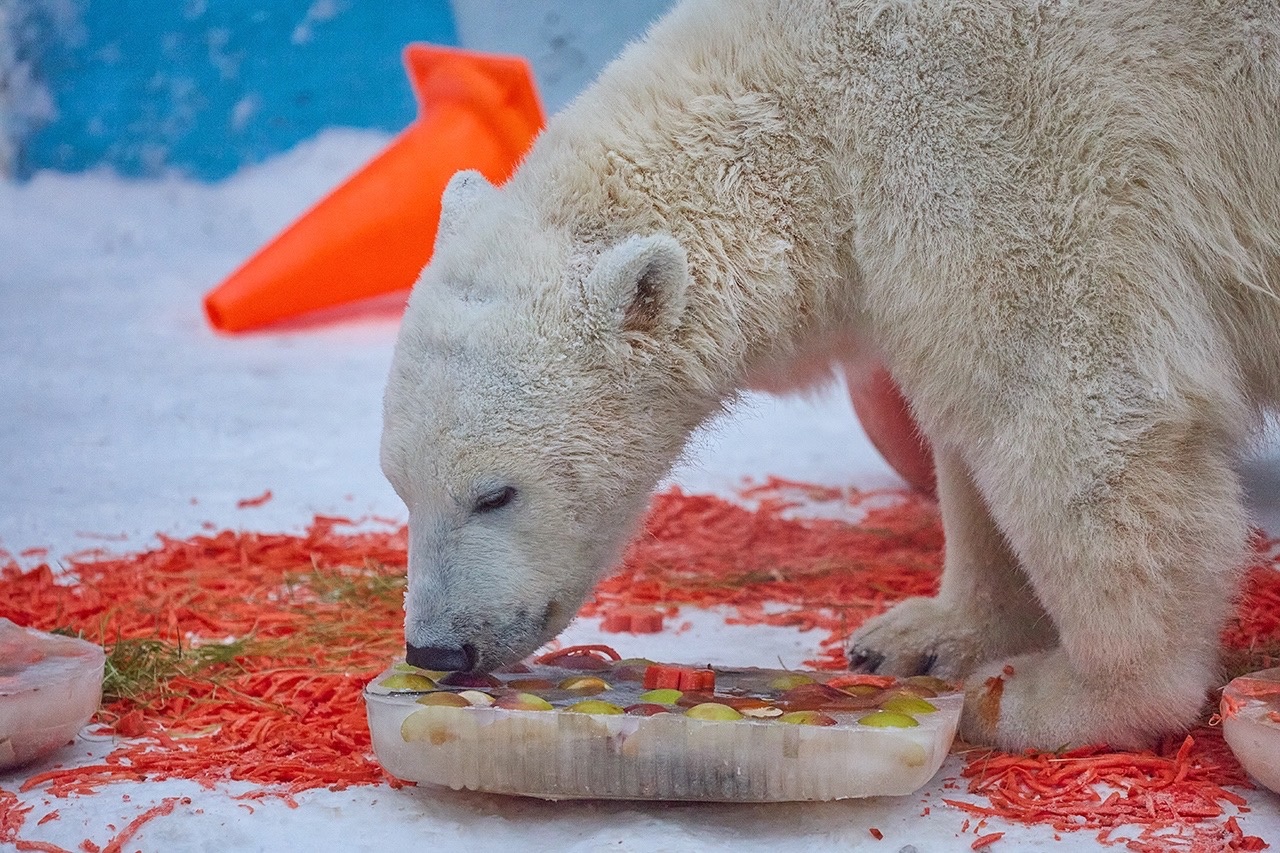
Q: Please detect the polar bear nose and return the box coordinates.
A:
[406,642,476,672]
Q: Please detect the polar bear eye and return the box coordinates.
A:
[473,486,517,515]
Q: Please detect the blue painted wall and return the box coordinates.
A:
[451,1,674,117]
[13,0,457,180]
[3,1,676,181]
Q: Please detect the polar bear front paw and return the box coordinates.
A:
[846,595,999,680]
[960,647,1212,751]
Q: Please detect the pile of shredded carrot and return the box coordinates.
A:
[1,479,1277,852]
[953,729,1266,851]
[584,480,945,669]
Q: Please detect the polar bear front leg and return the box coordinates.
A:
[959,402,1249,751]
[847,447,1056,679]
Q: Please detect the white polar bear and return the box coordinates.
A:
[380,0,1280,750]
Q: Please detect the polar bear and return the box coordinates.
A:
[380,0,1280,750]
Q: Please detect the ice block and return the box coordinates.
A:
[1220,666,1280,795]
[0,618,105,770]
[364,651,961,801]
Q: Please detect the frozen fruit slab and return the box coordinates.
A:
[1221,667,1280,795]
[0,618,106,771]
[364,647,962,801]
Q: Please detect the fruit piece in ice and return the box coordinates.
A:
[438,671,502,688]
[624,703,671,716]
[638,688,682,704]
[778,683,879,712]
[858,710,920,728]
[415,692,471,708]
[457,690,495,706]
[545,652,611,671]
[612,658,655,682]
[401,707,461,745]
[506,678,556,691]
[768,673,815,691]
[840,684,884,697]
[685,702,744,721]
[903,675,953,692]
[565,699,626,715]
[378,673,437,691]
[495,692,554,711]
[558,675,611,694]
[643,664,715,691]
[827,673,897,690]
[879,694,938,715]
[392,662,447,679]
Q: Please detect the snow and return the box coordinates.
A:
[2,130,1279,850]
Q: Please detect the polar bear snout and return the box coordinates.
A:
[404,610,556,674]
[404,561,571,673]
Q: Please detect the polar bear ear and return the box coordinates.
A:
[437,170,495,239]
[583,234,689,337]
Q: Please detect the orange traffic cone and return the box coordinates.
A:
[203,44,545,333]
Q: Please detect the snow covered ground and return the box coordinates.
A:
[2,131,1279,851]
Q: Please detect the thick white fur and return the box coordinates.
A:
[382,0,1280,750]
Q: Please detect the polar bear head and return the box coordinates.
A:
[381,170,699,672]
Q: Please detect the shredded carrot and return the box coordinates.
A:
[14,840,74,853]
[585,482,945,670]
[2,790,31,845]
[0,480,1275,852]
[99,797,188,853]
[971,832,1004,849]
[951,732,1267,851]
[944,539,1280,852]
[235,490,273,509]
[601,607,665,634]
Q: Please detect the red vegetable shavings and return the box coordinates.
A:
[944,533,1280,852]
[0,480,1274,851]
[2,789,32,844]
[15,840,73,853]
[971,832,1004,849]
[590,481,945,670]
[600,607,665,634]
[98,797,188,853]
[1,513,410,831]
[235,490,273,509]
[951,732,1267,851]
